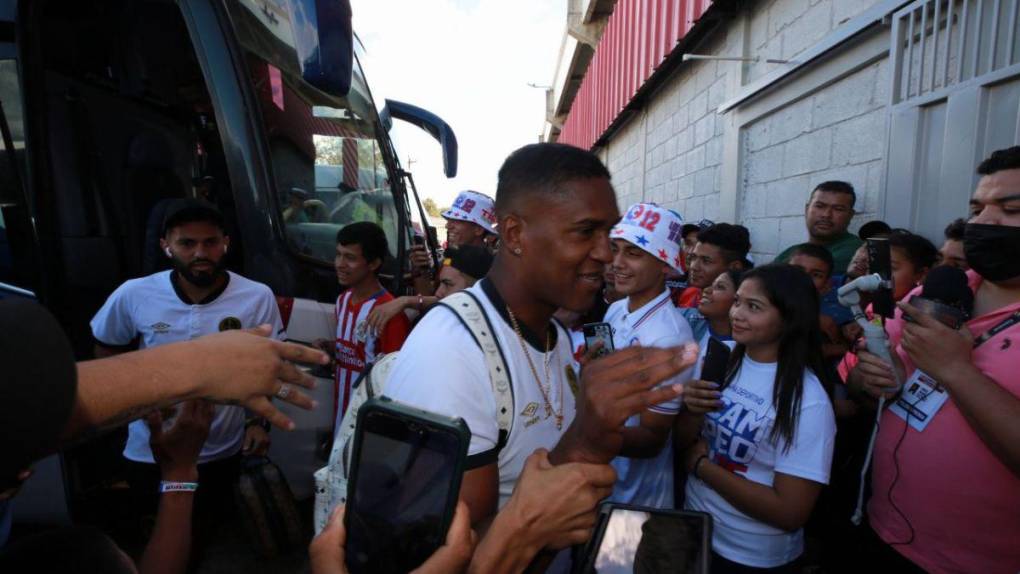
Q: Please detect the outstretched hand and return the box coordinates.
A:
[554,343,699,465]
[188,325,328,430]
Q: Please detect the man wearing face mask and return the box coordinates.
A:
[847,147,1020,574]
[90,199,286,551]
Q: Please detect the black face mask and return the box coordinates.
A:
[963,223,1020,282]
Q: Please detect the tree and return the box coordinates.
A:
[423,197,441,217]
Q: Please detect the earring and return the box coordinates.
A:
[513,247,522,255]
[164,247,172,258]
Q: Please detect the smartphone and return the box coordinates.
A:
[583,322,615,358]
[700,338,732,384]
[867,237,895,318]
[577,502,712,574]
[344,398,470,574]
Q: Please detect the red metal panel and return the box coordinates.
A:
[559,0,714,149]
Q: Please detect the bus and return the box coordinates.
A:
[0,0,455,528]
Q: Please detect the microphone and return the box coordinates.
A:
[906,266,973,329]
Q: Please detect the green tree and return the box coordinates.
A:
[423,197,441,217]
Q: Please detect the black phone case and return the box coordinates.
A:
[700,338,732,384]
[344,397,470,573]
[575,502,713,574]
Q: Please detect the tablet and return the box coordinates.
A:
[577,503,712,574]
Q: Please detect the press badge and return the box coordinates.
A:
[888,370,949,432]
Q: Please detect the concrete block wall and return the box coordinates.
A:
[746,0,878,84]
[599,0,891,265]
[605,28,737,222]
[740,58,889,262]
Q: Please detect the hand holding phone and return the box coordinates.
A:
[343,399,469,574]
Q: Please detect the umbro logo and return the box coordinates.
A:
[521,402,539,418]
[151,322,171,333]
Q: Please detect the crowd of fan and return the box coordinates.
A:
[1,142,1018,574]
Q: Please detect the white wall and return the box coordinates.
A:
[598,0,890,263]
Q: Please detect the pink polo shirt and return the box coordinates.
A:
[868,270,1020,573]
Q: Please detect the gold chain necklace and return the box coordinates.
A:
[506,307,563,430]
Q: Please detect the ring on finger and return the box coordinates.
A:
[276,383,292,400]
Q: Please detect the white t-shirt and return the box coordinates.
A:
[90,270,285,464]
[384,280,576,507]
[684,355,836,568]
[604,289,695,509]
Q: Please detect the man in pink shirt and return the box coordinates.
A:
[848,147,1020,573]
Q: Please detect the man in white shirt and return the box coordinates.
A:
[90,199,284,541]
[385,144,699,567]
[604,203,695,508]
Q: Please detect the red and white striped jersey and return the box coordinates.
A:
[334,289,411,423]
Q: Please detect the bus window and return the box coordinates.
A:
[0,57,35,295]
[227,0,403,266]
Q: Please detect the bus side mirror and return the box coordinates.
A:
[381,99,459,178]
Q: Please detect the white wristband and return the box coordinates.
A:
[160,481,198,494]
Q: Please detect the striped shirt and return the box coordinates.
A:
[334,289,410,423]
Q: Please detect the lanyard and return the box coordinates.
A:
[972,310,1020,349]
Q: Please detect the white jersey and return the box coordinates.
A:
[604,289,695,509]
[384,279,576,507]
[90,270,285,464]
[685,355,836,568]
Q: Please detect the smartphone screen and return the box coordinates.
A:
[583,322,615,358]
[589,507,710,574]
[345,406,466,574]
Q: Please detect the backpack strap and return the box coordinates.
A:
[438,291,513,469]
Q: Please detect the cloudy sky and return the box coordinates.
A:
[351,0,567,209]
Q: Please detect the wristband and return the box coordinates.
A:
[693,454,709,480]
[160,481,198,494]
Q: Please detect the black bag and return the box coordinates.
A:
[234,456,305,558]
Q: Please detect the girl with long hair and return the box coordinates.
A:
[676,264,837,573]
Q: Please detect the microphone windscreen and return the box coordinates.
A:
[920,266,974,315]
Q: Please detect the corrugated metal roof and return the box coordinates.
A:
[558,0,715,149]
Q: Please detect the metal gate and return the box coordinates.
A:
[884,0,1020,240]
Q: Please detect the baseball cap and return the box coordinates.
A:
[682,218,714,237]
[858,220,892,240]
[611,202,686,272]
[441,190,497,235]
[162,198,225,237]
[443,245,494,280]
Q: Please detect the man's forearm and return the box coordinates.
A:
[467,506,542,574]
[63,344,202,442]
[139,492,195,574]
[942,363,1020,477]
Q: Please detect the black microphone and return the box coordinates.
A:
[868,238,895,318]
[906,266,974,329]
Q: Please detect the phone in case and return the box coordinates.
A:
[576,502,712,574]
[583,322,615,358]
[700,337,732,384]
[344,398,469,574]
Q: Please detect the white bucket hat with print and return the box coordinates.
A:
[441,190,497,235]
[611,202,685,272]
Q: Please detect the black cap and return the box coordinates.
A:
[682,219,715,237]
[858,220,892,240]
[0,300,77,482]
[162,198,225,237]
[443,245,493,280]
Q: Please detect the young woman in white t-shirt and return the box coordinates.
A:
[676,264,837,573]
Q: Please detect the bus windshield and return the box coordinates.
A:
[227,0,402,265]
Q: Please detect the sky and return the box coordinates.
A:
[351,0,567,210]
